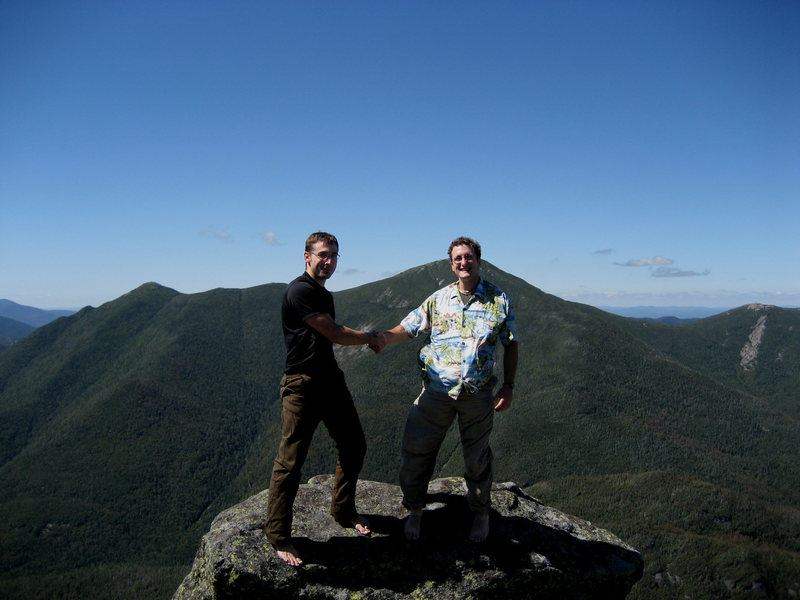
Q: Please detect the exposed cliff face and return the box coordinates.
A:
[173,476,643,600]
[740,313,768,370]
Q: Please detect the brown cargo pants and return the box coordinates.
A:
[264,368,366,546]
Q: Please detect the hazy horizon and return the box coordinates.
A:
[3,268,799,321]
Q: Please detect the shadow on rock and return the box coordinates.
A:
[173,477,643,600]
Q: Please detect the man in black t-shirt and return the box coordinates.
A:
[264,231,383,567]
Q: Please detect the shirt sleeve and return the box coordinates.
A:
[288,280,324,322]
[500,294,517,346]
[400,295,435,337]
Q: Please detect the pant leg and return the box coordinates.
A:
[399,386,457,510]
[265,373,320,546]
[456,387,495,512]
[320,369,367,523]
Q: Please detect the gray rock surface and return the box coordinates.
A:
[173,476,643,599]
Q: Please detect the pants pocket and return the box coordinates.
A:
[281,373,310,414]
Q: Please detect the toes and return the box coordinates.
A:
[350,516,371,536]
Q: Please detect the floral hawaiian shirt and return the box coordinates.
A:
[401,278,517,398]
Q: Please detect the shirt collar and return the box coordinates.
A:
[449,277,486,300]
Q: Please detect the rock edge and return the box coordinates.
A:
[174,476,643,600]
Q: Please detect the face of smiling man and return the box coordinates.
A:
[304,240,339,286]
[450,243,481,293]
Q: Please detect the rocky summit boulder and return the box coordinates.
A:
[173,476,643,599]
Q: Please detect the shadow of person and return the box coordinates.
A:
[284,490,641,599]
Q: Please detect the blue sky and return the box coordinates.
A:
[2,1,798,310]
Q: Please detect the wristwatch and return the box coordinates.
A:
[503,382,515,389]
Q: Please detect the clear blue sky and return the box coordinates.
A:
[2,1,798,310]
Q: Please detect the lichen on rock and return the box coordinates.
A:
[173,476,643,600]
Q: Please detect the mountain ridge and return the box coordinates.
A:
[0,299,76,327]
[0,316,35,347]
[1,261,798,600]
[0,300,76,347]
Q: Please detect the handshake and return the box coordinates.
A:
[367,331,387,354]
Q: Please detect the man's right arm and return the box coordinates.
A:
[372,324,411,352]
[372,300,429,353]
[305,313,374,346]
[383,324,411,344]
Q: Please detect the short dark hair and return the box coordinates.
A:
[305,231,339,252]
[448,236,481,262]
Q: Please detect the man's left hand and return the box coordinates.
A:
[493,386,513,412]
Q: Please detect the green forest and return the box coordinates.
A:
[1,262,798,599]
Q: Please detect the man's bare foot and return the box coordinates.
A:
[275,543,303,567]
[469,511,490,542]
[351,515,371,536]
[404,509,423,540]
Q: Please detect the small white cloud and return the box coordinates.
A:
[652,267,710,278]
[261,231,281,246]
[201,227,233,242]
[615,256,673,267]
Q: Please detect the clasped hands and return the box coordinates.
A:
[367,331,387,354]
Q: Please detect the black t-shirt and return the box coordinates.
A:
[282,272,337,374]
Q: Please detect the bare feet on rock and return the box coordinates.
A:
[469,511,490,543]
[404,509,423,540]
[351,515,371,536]
[275,543,304,567]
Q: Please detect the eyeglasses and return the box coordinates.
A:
[309,251,340,261]
[452,254,475,263]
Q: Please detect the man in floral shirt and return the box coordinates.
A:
[375,236,518,542]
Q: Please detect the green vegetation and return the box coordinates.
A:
[607,305,800,420]
[528,471,800,600]
[1,264,798,599]
[0,316,35,347]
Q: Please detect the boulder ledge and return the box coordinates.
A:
[173,475,643,599]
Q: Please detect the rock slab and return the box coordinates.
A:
[173,476,643,599]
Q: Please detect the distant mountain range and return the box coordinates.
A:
[597,305,731,320]
[0,300,75,346]
[0,317,35,348]
[0,297,773,346]
[1,263,798,600]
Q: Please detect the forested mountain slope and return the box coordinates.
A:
[605,304,800,419]
[1,262,798,600]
